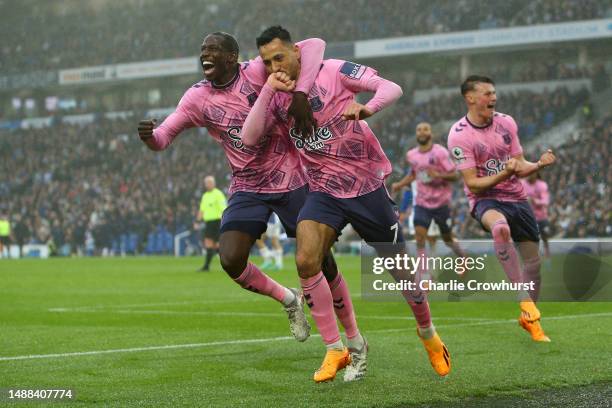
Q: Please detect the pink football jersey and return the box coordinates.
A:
[447,112,527,210]
[521,178,549,221]
[145,40,325,194]
[406,144,456,208]
[243,59,401,198]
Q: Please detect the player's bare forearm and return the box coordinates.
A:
[435,171,460,182]
[391,174,415,193]
[515,150,556,178]
[398,174,415,188]
[515,160,540,178]
[461,168,513,195]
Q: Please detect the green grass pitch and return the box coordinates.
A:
[1,256,611,407]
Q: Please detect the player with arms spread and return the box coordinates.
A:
[447,75,556,342]
[243,26,451,383]
[392,122,467,281]
[137,32,353,345]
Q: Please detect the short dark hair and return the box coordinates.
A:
[256,26,292,48]
[210,31,239,54]
[460,75,495,96]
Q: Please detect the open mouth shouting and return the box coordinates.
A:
[201,60,216,78]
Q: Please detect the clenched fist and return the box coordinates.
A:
[537,149,556,168]
[138,119,157,141]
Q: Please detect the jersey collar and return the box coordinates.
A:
[465,115,493,130]
[212,69,240,90]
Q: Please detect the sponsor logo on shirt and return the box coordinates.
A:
[289,126,333,151]
[340,61,366,79]
[484,156,510,176]
[226,126,244,149]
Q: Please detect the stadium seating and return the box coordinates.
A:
[0,0,608,73]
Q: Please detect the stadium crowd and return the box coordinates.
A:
[411,60,610,90]
[0,104,609,255]
[0,0,609,255]
[0,118,226,255]
[1,0,608,74]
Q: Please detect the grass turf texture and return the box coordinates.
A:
[0,256,611,407]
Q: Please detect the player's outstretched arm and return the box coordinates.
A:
[138,86,199,153]
[242,73,293,147]
[514,150,556,178]
[137,110,193,151]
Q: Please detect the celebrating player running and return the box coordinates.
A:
[243,26,451,383]
[447,75,556,342]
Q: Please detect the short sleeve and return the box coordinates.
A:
[447,128,476,170]
[438,146,457,172]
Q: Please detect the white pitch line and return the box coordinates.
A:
[49,298,266,311]
[0,336,295,362]
[48,308,282,317]
[2,312,612,362]
[48,308,494,321]
[47,293,362,312]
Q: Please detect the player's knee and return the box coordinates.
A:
[296,251,321,279]
[218,246,248,278]
[491,221,511,242]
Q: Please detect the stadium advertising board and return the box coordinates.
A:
[58,58,199,85]
[355,19,612,58]
[116,57,199,79]
[59,65,116,85]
